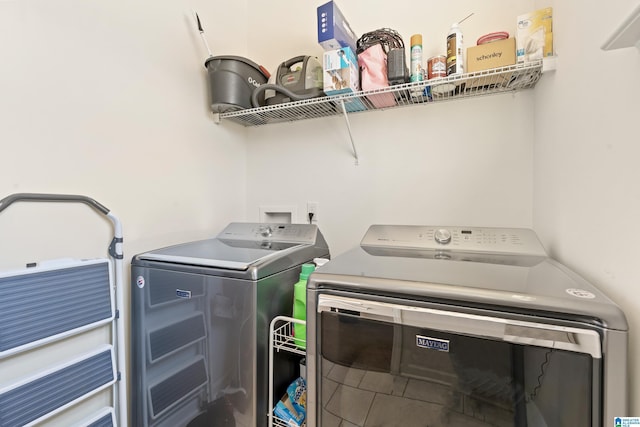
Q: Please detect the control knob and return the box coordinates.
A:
[434,228,452,245]
[259,226,273,237]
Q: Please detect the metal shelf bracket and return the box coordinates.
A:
[340,100,360,165]
[601,3,640,51]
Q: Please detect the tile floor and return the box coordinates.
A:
[319,359,516,427]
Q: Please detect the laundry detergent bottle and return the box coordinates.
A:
[293,263,315,349]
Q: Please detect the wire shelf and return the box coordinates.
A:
[271,316,306,356]
[268,385,309,427]
[270,414,306,427]
[219,60,544,127]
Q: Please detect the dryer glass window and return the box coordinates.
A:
[319,310,596,427]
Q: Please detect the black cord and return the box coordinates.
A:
[308,212,314,224]
[527,349,553,402]
[356,28,405,54]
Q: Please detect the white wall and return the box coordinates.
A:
[533,0,640,415]
[2,0,638,422]
[245,0,537,256]
[245,98,535,255]
[0,0,248,424]
[0,0,250,268]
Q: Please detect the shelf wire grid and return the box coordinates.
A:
[271,414,305,427]
[271,316,306,356]
[219,60,543,127]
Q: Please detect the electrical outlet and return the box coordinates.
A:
[306,202,319,223]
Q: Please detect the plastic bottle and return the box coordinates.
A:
[446,23,464,75]
[292,263,315,349]
[410,34,424,82]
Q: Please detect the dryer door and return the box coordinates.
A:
[314,294,602,427]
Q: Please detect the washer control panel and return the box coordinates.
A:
[434,228,452,244]
[217,222,319,243]
[361,225,547,256]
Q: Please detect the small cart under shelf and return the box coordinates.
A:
[268,315,307,427]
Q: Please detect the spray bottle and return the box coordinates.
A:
[446,13,474,76]
[410,34,424,82]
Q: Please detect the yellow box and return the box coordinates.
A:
[516,7,553,62]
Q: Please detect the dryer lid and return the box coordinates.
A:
[310,225,628,331]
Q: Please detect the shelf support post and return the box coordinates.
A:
[340,100,359,165]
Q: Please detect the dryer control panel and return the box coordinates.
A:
[360,225,547,256]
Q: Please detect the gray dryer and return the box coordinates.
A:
[306,225,627,427]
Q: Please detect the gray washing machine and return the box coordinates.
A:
[307,225,628,427]
[131,223,329,427]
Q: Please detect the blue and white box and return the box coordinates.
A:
[323,46,366,112]
[317,1,358,52]
[323,46,359,94]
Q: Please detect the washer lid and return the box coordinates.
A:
[137,238,303,270]
[136,222,323,270]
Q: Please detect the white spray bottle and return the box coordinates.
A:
[446,13,474,76]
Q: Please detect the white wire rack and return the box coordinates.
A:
[218,60,544,127]
[271,410,303,427]
[268,316,306,427]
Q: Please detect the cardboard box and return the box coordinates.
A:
[323,46,360,94]
[465,38,516,90]
[467,38,516,73]
[317,1,358,52]
[516,7,553,62]
[323,46,365,112]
